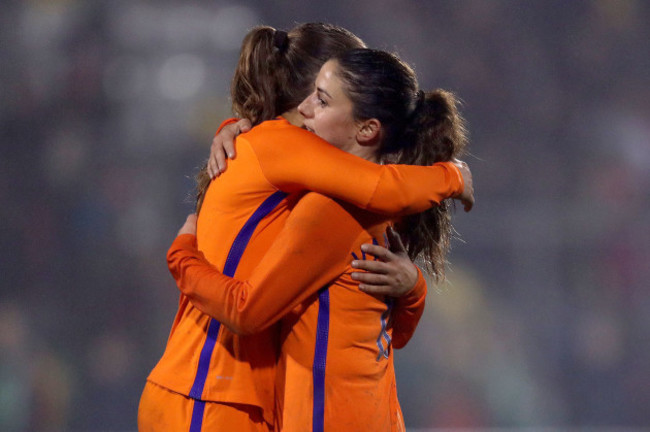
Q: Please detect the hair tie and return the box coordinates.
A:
[415,90,425,110]
[273,30,289,52]
[408,90,425,119]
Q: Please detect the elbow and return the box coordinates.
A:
[228,299,267,336]
[392,338,408,350]
[228,289,268,335]
[391,325,415,349]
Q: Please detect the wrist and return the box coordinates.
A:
[403,265,426,298]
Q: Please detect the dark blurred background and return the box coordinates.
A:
[1,1,649,431]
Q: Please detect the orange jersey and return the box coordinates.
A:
[147,117,462,427]
[168,192,427,431]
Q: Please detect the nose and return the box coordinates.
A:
[298,92,315,119]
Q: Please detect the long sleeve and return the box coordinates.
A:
[391,267,427,349]
[167,194,362,335]
[240,120,464,216]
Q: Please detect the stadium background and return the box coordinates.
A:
[1,0,648,430]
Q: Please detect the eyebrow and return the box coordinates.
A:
[316,86,331,99]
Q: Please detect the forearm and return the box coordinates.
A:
[167,196,360,335]
[167,235,255,334]
[257,128,463,215]
[368,162,463,214]
[391,267,427,349]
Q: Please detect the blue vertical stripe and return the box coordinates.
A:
[312,288,330,432]
[189,320,221,399]
[376,298,394,361]
[188,190,288,430]
[189,400,205,432]
[223,191,288,277]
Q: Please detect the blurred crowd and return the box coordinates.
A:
[1,0,648,430]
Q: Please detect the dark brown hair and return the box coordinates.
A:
[334,49,469,279]
[196,23,365,212]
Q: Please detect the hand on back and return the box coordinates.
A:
[207,118,252,178]
[350,226,419,297]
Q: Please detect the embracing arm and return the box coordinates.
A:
[391,269,427,348]
[208,118,470,215]
[254,128,465,215]
[167,196,360,335]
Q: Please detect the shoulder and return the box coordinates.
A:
[292,193,388,232]
[293,192,342,216]
[287,193,352,228]
[242,119,328,146]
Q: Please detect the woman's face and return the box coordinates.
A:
[298,60,359,154]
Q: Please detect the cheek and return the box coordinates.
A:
[318,115,354,147]
[322,111,347,129]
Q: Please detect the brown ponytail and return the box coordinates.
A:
[231,26,281,126]
[396,90,468,280]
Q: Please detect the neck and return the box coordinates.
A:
[351,133,381,163]
[281,109,304,127]
[353,145,380,163]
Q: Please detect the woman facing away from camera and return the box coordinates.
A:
[139,23,473,432]
[167,48,471,431]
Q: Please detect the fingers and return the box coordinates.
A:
[462,183,474,212]
[210,146,228,179]
[209,121,245,178]
[222,121,248,160]
[385,226,407,254]
[177,213,198,236]
[452,158,474,212]
[215,145,227,174]
[208,136,229,179]
[351,272,396,296]
[464,196,474,212]
[207,140,218,178]
[351,271,389,284]
[237,118,252,133]
[351,259,390,274]
[222,139,236,160]
[358,243,394,262]
[356,284,399,296]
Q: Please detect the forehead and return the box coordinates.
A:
[316,60,342,91]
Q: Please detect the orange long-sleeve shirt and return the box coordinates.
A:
[147,118,462,425]
[168,191,427,431]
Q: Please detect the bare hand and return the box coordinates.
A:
[452,159,474,212]
[350,226,419,297]
[207,118,252,178]
[177,214,198,236]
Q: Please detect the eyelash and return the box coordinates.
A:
[318,96,327,107]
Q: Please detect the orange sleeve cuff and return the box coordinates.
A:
[443,161,464,197]
[391,265,427,349]
[367,161,464,215]
[399,266,427,304]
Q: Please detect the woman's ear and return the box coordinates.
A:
[356,118,382,144]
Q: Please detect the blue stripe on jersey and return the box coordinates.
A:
[312,287,330,432]
[223,191,288,277]
[376,298,394,361]
[189,400,205,432]
[189,320,221,399]
[188,190,288,430]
